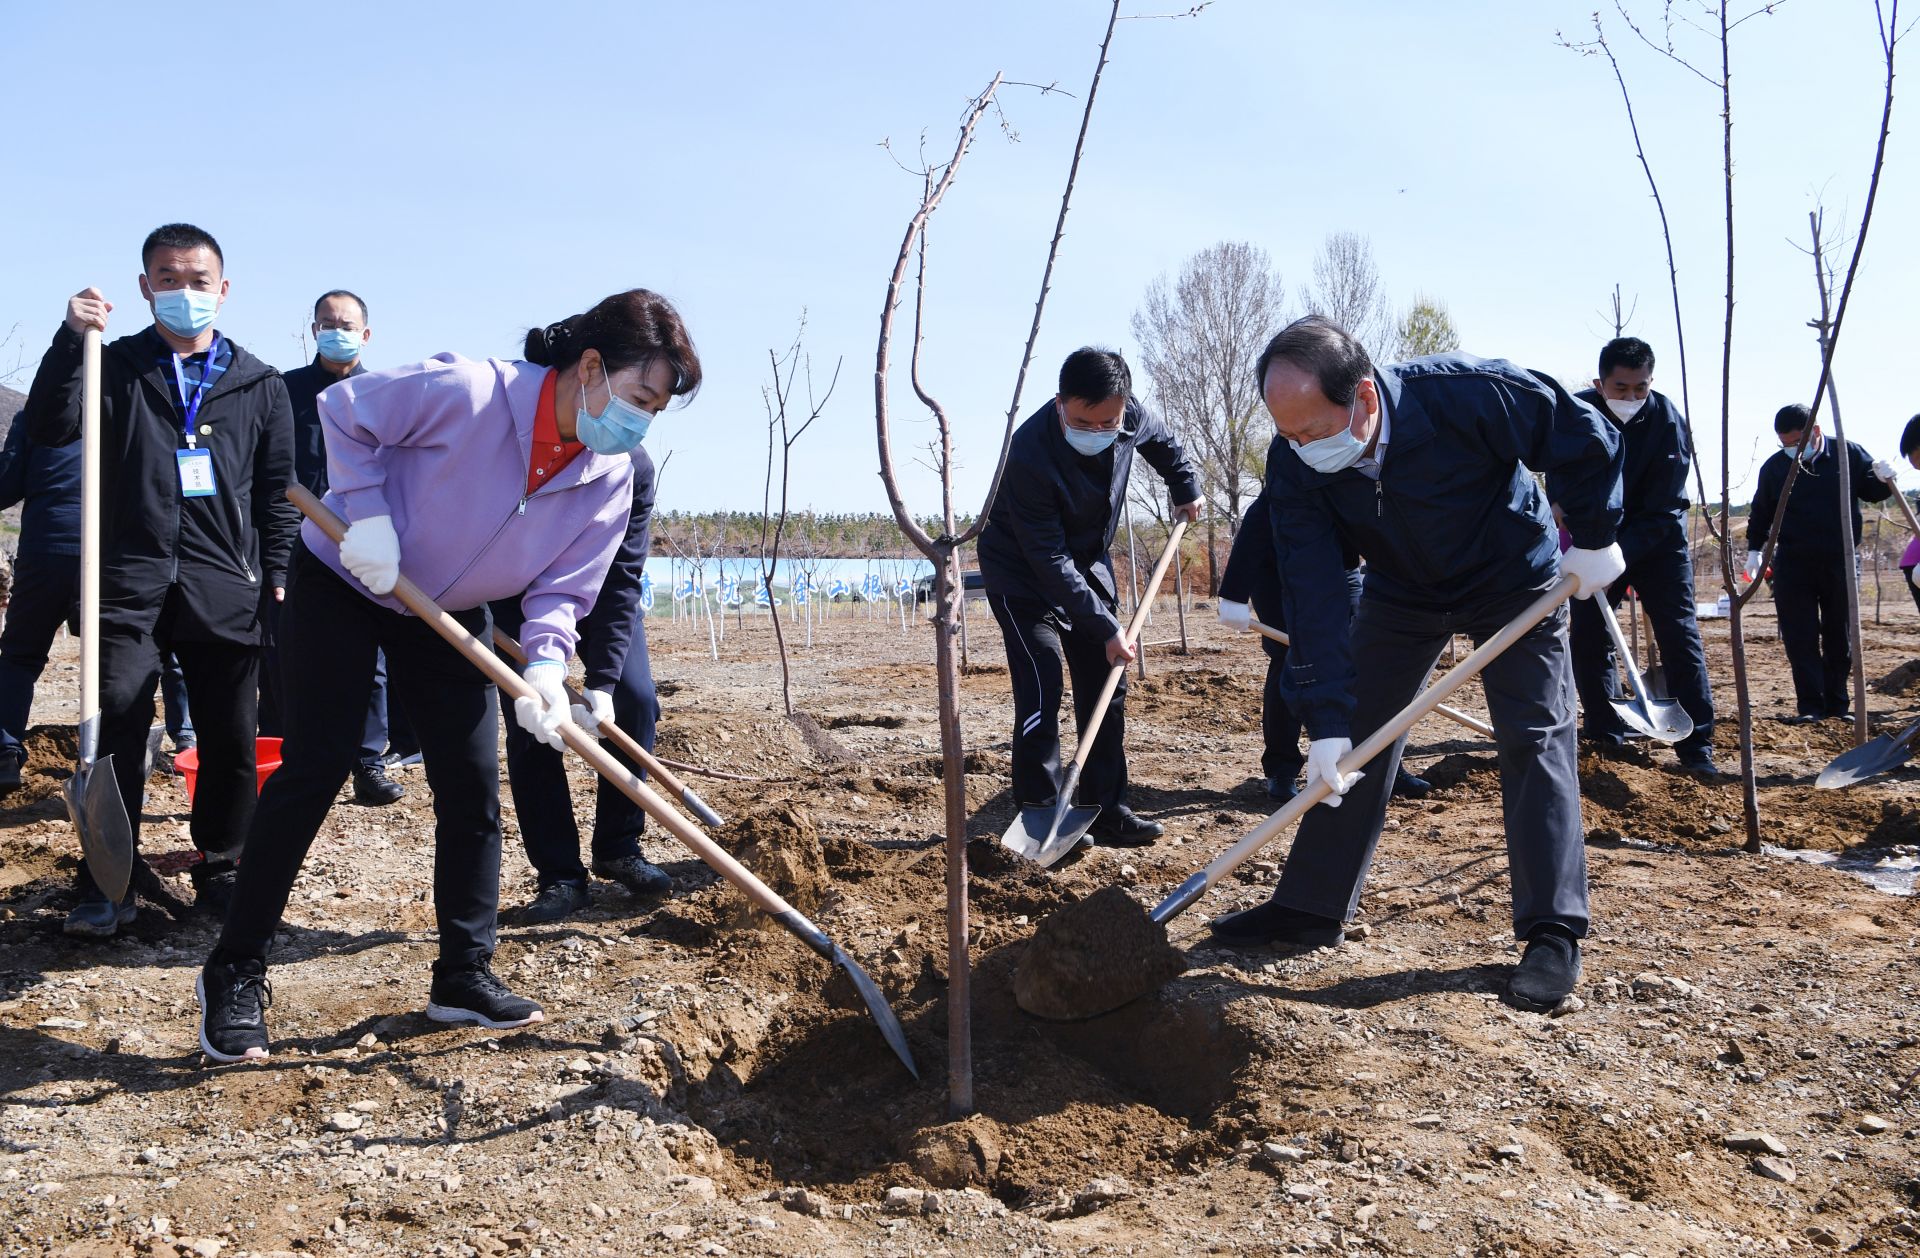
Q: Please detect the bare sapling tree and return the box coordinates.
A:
[1132,241,1287,592]
[872,1,1124,1118]
[760,322,842,718]
[1565,0,1905,851]
[1299,232,1397,359]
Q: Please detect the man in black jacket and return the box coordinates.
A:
[491,445,666,922]
[1566,338,1717,775]
[1745,404,1896,722]
[0,414,80,793]
[260,289,406,806]
[977,348,1202,846]
[1209,317,1623,1013]
[23,223,296,936]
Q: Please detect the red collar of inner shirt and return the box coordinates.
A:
[527,369,587,497]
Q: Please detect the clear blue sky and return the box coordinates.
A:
[3,1,1911,515]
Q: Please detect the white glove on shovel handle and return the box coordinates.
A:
[339,514,401,596]
[515,661,569,749]
[1304,737,1362,809]
[1872,458,1897,484]
[1217,599,1252,634]
[570,687,614,734]
[1561,542,1625,600]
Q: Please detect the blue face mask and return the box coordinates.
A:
[316,327,363,364]
[576,363,653,455]
[152,287,220,338]
[1059,406,1120,457]
[1289,399,1367,474]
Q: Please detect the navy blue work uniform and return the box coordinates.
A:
[491,445,659,887]
[1217,466,1361,786]
[1746,436,1893,718]
[1566,389,1714,758]
[1268,355,1622,940]
[977,399,1200,812]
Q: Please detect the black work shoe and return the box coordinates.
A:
[1263,775,1299,803]
[63,889,137,938]
[1086,806,1164,846]
[520,879,591,924]
[0,748,23,793]
[1776,712,1822,726]
[192,870,237,921]
[351,762,406,807]
[426,966,544,1029]
[591,855,673,897]
[1676,748,1722,781]
[1391,766,1431,799]
[197,957,272,1063]
[1208,899,1345,950]
[1508,927,1582,1011]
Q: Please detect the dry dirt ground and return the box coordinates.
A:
[1,592,1917,1258]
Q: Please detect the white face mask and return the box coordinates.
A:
[1604,397,1645,422]
[1289,399,1367,474]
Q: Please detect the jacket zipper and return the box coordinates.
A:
[431,480,572,600]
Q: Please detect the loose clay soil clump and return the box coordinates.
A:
[1013,884,1187,1021]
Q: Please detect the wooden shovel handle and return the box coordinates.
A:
[1892,481,1920,539]
[286,486,800,923]
[1065,519,1188,774]
[1247,618,1496,740]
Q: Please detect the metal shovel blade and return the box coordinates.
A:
[779,909,918,1079]
[1595,598,1693,744]
[1004,800,1101,867]
[62,755,133,903]
[1815,717,1920,789]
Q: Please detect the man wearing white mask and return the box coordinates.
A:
[1209,316,1622,1013]
[263,290,405,806]
[1566,338,1717,776]
[22,223,296,935]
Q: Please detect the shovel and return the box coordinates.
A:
[1016,576,1579,1021]
[1815,714,1920,789]
[1003,520,1188,868]
[1594,596,1692,743]
[62,327,134,903]
[289,487,916,1079]
[1246,619,1494,739]
[488,627,723,828]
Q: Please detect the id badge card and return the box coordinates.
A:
[177,448,217,498]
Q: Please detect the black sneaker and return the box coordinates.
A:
[63,888,137,938]
[1208,899,1345,950]
[0,748,23,793]
[1086,806,1164,846]
[1508,927,1582,1011]
[591,854,673,897]
[520,879,591,924]
[426,965,544,1029]
[1391,766,1431,799]
[192,869,237,921]
[1776,712,1822,726]
[1676,748,1722,781]
[352,762,405,807]
[197,957,272,1063]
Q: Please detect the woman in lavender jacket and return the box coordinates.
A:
[195,290,700,1063]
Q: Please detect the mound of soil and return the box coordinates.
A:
[727,802,831,925]
[1013,886,1187,1021]
[1873,657,1920,696]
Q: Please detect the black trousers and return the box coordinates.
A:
[989,592,1127,809]
[260,599,395,769]
[0,552,80,757]
[490,599,658,887]
[1250,568,1364,784]
[1771,554,1855,717]
[1568,543,1715,756]
[216,547,501,972]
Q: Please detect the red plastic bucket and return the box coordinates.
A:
[175,737,283,806]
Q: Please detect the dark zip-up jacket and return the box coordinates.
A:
[1746,436,1892,559]
[977,397,1202,641]
[0,412,80,557]
[1271,354,1622,740]
[22,322,297,643]
[284,356,364,496]
[578,444,655,691]
[1574,387,1692,564]
[1219,440,1359,610]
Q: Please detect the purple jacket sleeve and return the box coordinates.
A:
[318,353,494,525]
[518,464,635,667]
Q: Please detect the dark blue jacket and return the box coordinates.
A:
[1574,387,1692,564]
[0,414,80,556]
[1219,438,1360,615]
[578,445,656,691]
[1746,436,1892,560]
[283,357,364,496]
[978,398,1201,640]
[1270,354,1623,740]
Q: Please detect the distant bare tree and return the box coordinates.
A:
[1394,295,1461,359]
[760,322,841,717]
[1300,232,1395,359]
[1132,240,1286,591]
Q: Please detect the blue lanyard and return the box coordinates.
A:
[171,332,225,448]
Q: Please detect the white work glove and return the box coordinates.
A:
[1217,599,1252,634]
[1303,737,1362,809]
[1744,550,1763,581]
[514,661,569,750]
[338,514,400,596]
[1872,458,1897,484]
[570,687,614,735]
[1561,542,1625,600]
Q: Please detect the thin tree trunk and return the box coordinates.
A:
[931,552,970,1116]
[1808,209,1869,747]
[1172,523,1189,656]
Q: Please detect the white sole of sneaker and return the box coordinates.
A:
[424,1002,544,1030]
[194,973,269,1064]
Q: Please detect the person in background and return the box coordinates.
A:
[196,288,700,1064]
[21,223,296,937]
[1745,404,1896,723]
[1899,415,1920,618]
[493,446,667,923]
[261,289,406,806]
[1566,338,1717,777]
